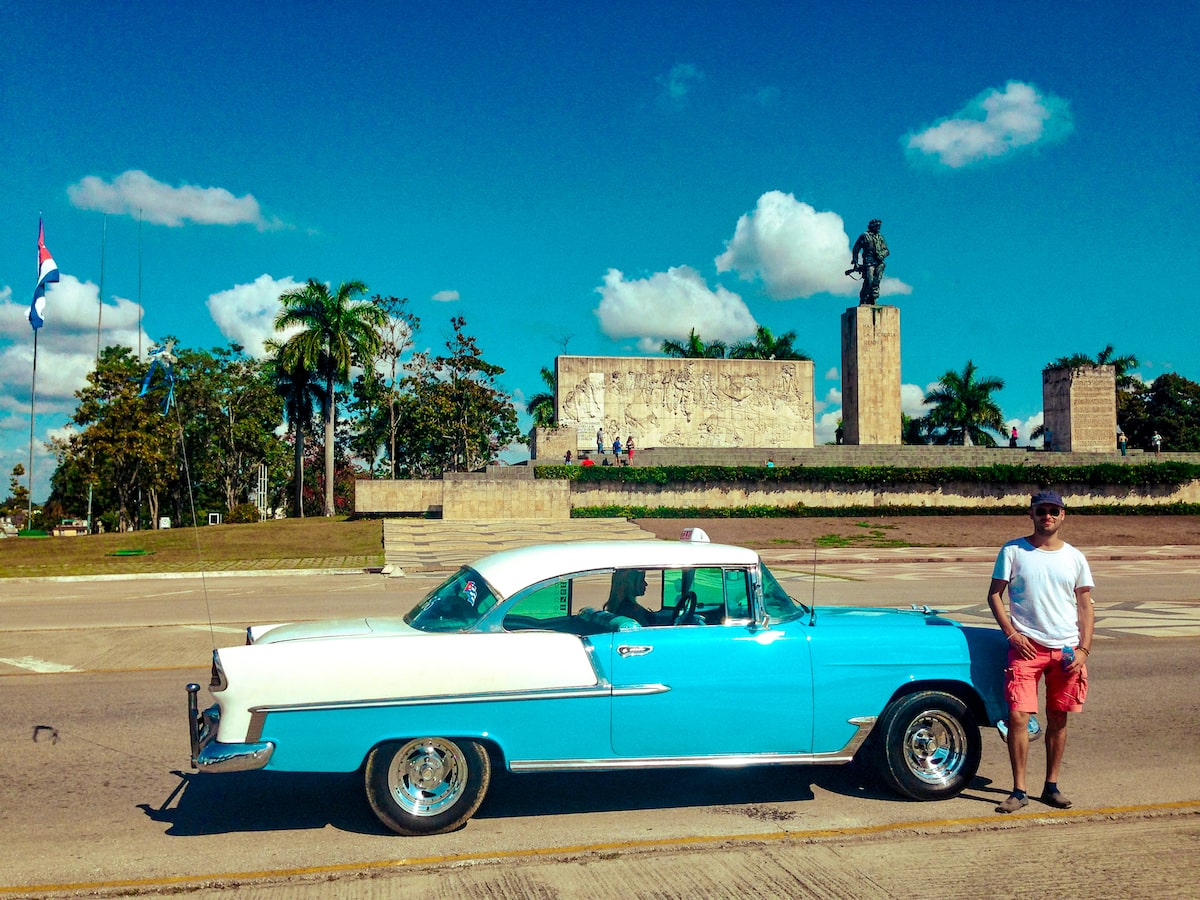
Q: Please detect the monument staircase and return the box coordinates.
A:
[382,516,655,574]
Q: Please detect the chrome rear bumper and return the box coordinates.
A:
[186,682,274,773]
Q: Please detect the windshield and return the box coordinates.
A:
[760,562,810,622]
[404,567,499,633]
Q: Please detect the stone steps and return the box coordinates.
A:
[556,446,1197,468]
[382,518,655,574]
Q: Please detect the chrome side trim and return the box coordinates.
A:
[247,683,670,717]
[509,716,877,773]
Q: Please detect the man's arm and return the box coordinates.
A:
[988,577,1036,659]
[1073,586,1095,668]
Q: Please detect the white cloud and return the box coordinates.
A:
[0,275,149,404]
[905,81,1074,168]
[824,366,838,380]
[657,63,703,104]
[901,382,934,418]
[432,290,460,303]
[594,266,757,346]
[715,191,911,300]
[68,170,281,229]
[206,274,306,359]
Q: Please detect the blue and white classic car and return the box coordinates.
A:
[187,529,1009,836]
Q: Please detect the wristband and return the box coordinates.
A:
[1077,647,1090,655]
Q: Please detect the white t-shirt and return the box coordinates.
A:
[992,538,1094,648]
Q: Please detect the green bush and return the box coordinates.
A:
[226,502,262,524]
[536,462,1200,489]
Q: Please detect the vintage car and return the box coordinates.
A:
[186,529,1009,836]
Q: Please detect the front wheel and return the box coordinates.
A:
[365,737,491,835]
[871,691,981,800]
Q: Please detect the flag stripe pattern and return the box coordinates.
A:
[28,219,60,330]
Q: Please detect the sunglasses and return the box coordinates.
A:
[1034,506,1063,517]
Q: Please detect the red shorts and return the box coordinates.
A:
[1005,642,1088,714]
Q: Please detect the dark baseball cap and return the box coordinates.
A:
[1030,490,1065,509]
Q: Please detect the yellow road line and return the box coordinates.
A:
[4,799,1199,895]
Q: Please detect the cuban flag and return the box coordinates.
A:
[28,219,60,330]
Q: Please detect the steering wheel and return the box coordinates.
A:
[672,590,698,625]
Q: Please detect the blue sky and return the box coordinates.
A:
[2,2,1196,500]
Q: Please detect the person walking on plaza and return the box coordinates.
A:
[596,427,606,455]
[1151,431,1162,457]
[987,490,1094,814]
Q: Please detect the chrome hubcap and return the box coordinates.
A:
[388,738,467,817]
[904,711,966,786]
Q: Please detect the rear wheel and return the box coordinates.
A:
[871,691,980,800]
[365,737,491,835]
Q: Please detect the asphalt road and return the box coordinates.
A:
[1,565,1198,898]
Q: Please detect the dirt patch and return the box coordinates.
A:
[634,515,1200,550]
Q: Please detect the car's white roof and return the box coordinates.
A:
[470,539,762,599]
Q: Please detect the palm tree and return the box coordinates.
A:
[923,360,1006,447]
[729,326,811,360]
[267,338,326,517]
[275,279,386,516]
[526,366,556,428]
[661,328,727,358]
[1048,344,1140,392]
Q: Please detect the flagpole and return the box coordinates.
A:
[137,209,143,359]
[97,215,106,362]
[27,326,38,529]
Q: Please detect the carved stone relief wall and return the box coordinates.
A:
[553,356,814,451]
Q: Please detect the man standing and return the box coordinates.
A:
[987,490,1094,813]
[851,218,889,305]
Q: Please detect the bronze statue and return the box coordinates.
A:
[849,219,889,305]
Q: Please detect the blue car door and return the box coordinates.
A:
[608,574,813,758]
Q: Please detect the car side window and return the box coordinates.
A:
[664,567,737,624]
[724,569,751,620]
[503,578,573,630]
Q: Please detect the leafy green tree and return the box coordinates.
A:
[348,295,420,478]
[1119,373,1200,452]
[275,279,387,516]
[525,366,557,429]
[901,413,933,445]
[178,344,284,513]
[66,345,177,530]
[396,316,521,475]
[3,464,30,517]
[661,328,727,359]
[729,326,810,361]
[268,339,326,516]
[923,360,1006,447]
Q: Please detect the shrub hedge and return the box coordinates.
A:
[534,462,1200,488]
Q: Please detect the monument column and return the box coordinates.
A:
[840,305,901,445]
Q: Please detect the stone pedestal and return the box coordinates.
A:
[840,305,901,445]
[1042,365,1117,452]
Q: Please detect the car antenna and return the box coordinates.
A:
[167,398,215,650]
[809,540,818,626]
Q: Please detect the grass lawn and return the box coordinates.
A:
[0,517,384,578]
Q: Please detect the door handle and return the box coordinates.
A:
[618,645,653,657]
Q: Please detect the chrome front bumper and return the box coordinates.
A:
[186,682,274,773]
